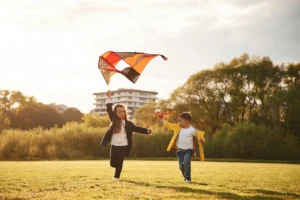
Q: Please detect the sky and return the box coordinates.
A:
[1,0,299,113]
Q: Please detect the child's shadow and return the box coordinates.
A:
[123,180,282,200]
[155,180,208,186]
[192,182,208,186]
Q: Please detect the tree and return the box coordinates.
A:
[82,114,110,128]
[0,90,28,113]
[133,101,162,128]
[10,102,65,130]
[62,107,83,123]
[279,63,300,137]
[169,69,225,136]
[0,110,10,132]
[165,53,299,138]
[0,90,67,130]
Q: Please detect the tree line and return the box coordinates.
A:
[0,53,299,160]
[132,53,300,160]
[0,90,84,131]
[134,53,300,139]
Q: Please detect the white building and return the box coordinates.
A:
[93,88,158,119]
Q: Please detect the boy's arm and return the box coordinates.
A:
[161,118,178,131]
[195,130,206,161]
[196,130,206,143]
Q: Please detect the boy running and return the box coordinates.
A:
[160,112,205,183]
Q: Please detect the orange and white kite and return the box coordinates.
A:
[98,51,167,85]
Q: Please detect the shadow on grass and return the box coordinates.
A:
[191,182,208,186]
[0,196,26,200]
[123,180,282,200]
[250,189,300,199]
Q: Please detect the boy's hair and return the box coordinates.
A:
[179,112,192,122]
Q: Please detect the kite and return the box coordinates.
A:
[98,51,167,85]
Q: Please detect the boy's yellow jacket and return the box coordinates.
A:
[163,120,205,161]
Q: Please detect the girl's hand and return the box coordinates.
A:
[106,90,111,99]
[147,128,152,135]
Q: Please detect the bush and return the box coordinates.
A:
[205,123,300,160]
[0,122,299,160]
[82,114,110,128]
[0,124,108,160]
[131,126,174,158]
[0,123,175,160]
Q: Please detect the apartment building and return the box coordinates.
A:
[93,88,158,119]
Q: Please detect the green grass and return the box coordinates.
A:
[0,161,299,200]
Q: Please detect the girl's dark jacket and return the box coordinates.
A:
[100,102,149,157]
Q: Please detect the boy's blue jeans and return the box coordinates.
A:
[176,149,193,180]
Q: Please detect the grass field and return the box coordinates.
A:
[0,160,299,200]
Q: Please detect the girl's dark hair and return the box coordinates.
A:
[179,112,192,122]
[111,104,127,134]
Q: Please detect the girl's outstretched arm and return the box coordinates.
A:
[131,123,152,135]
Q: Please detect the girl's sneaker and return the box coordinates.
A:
[186,179,192,183]
[112,177,119,181]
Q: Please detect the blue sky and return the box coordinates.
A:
[1,0,299,113]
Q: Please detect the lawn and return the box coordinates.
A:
[0,160,299,200]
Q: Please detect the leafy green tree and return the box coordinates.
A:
[62,107,83,123]
[82,114,110,128]
[0,110,10,132]
[10,101,65,130]
[133,101,162,128]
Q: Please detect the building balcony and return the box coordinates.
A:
[94,99,156,105]
[95,93,157,100]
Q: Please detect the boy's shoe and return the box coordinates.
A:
[112,177,119,181]
[185,179,192,183]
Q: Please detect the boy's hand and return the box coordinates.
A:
[106,90,111,99]
[147,128,152,135]
[200,137,206,143]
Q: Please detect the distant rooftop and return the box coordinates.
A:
[49,103,69,113]
[93,88,158,95]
